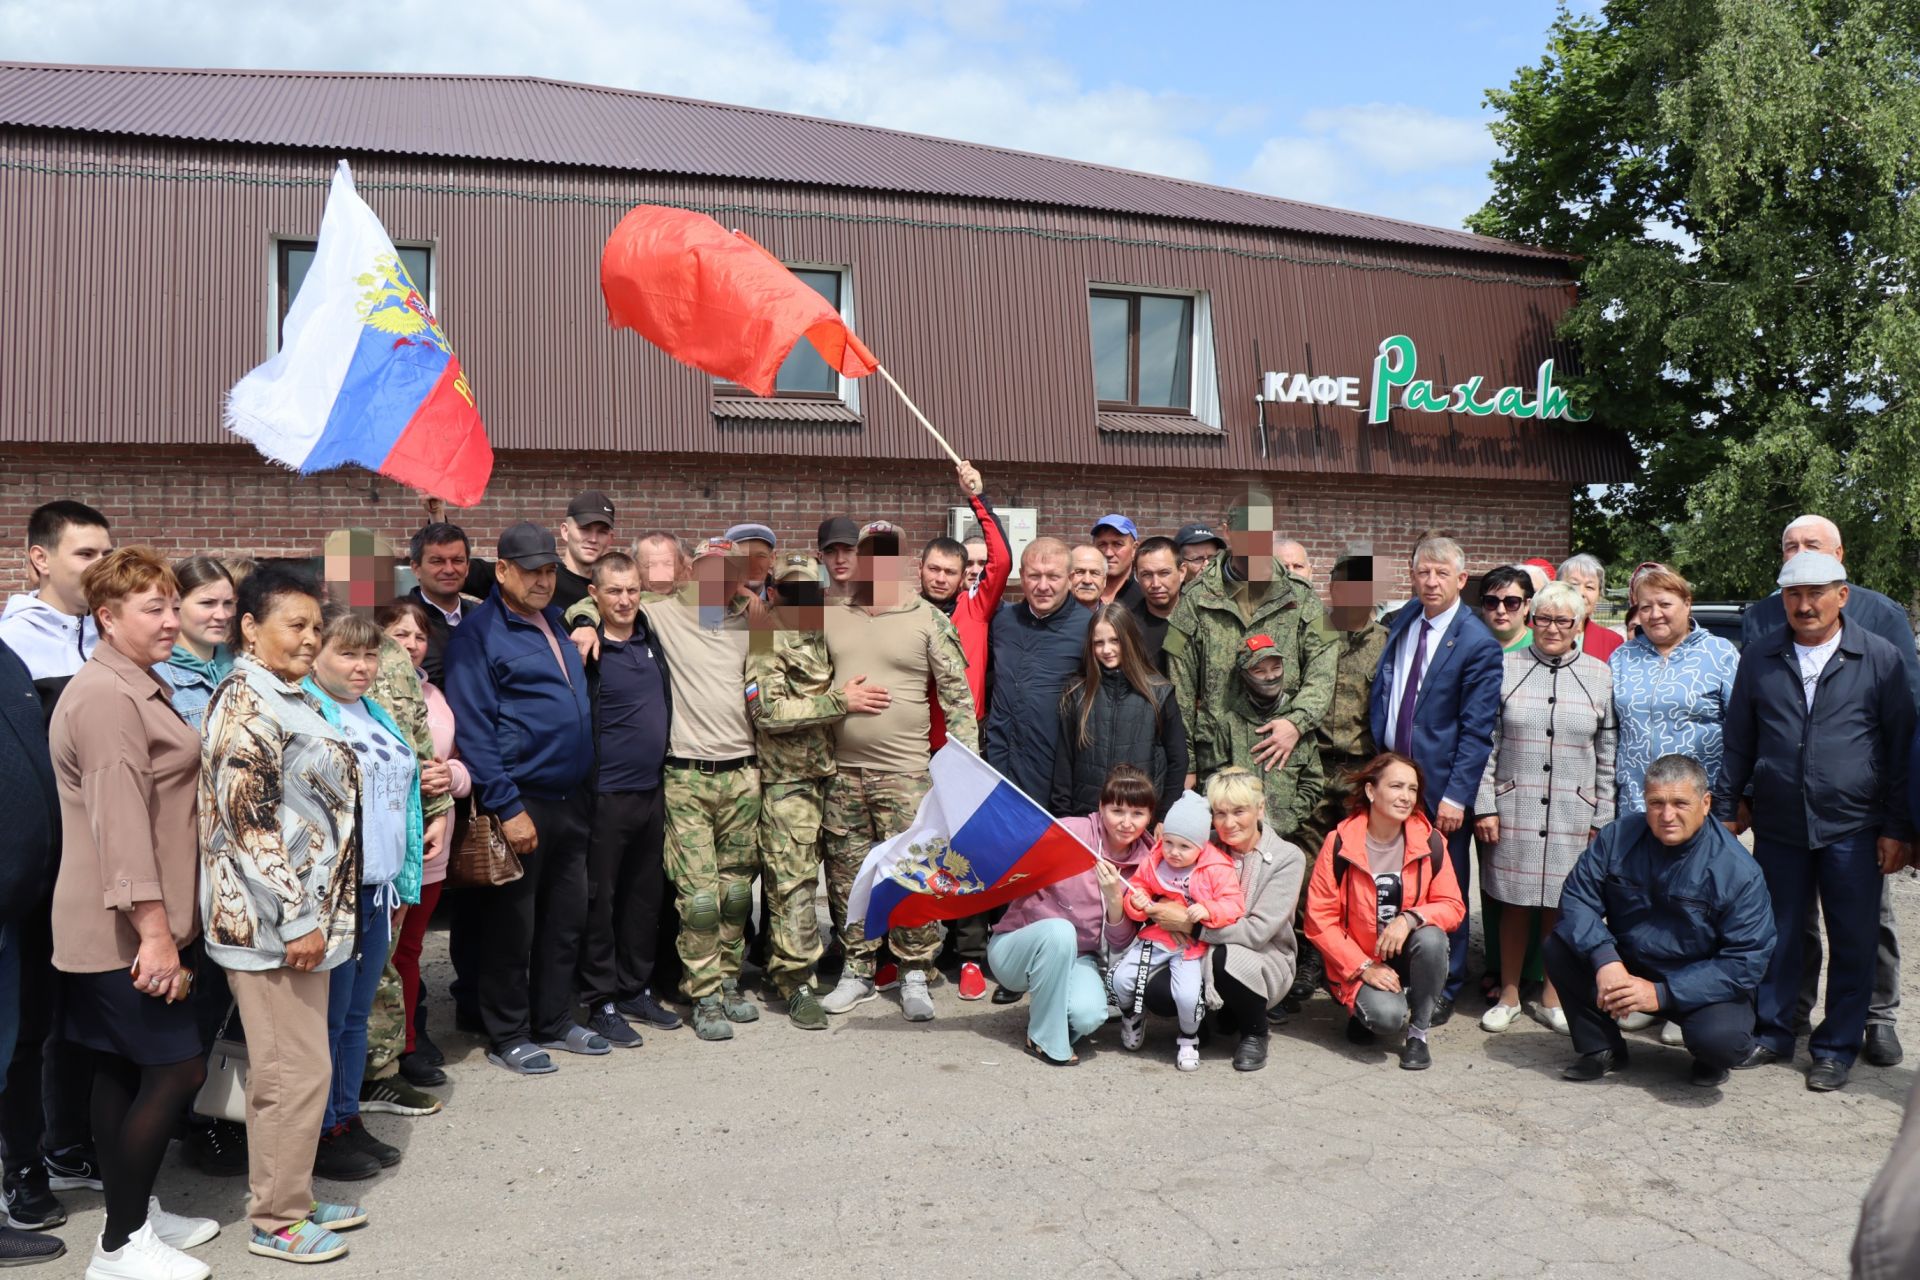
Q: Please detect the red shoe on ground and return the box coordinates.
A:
[957,962,987,1001]
[874,962,901,992]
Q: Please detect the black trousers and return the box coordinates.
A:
[577,788,668,1006]
[479,790,592,1051]
[1543,932,1753,1070]
[1144,948,1269,1039]
[1,899,92,1173]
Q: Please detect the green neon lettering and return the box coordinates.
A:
[1494,384,1538,418]
[1404,380,1452,413]
[1533,359,1591,421]
[1450,375,1498,415]
[1369,334,1415,424]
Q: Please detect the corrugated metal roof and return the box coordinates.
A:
[0,61,1566,262]
[1096,413,1224,437]
[712,397,861,423]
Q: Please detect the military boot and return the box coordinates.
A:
[691,995,734,1042]
[720,979,760,1024]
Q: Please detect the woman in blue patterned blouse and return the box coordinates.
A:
[1608,564,1740,816]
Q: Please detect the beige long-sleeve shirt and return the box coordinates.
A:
[824,595,976,773]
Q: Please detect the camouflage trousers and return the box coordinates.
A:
[760,778,828,998]
[664,764,763,1001]
[363,957,406,1081]
[822,768,940,977]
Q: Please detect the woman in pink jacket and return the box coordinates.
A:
[379,601,470,1088]
[987,765,1152,1065]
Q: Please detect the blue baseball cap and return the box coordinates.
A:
[724,522,777,548]
[1091,514,1138,539]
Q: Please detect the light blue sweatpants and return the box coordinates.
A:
[986,919,1110,1063]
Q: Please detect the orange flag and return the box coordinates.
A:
[601,206,880,396]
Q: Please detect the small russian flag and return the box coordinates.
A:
[225,161,493,506]
[848,740,1098,938]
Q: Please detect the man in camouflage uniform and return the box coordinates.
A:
[745,552,883,1029]
[817,523,978,1021]
[1215,634,1325,839]
[1164,491,1337,838]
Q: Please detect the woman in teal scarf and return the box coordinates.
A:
[156,556,235,730]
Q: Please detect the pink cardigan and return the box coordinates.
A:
[421,677,471,886]
[991,814,1147,956]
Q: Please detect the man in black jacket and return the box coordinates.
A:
[1719,552,1916,1092]
[984,538,1092,802]
[0,639,64,1266]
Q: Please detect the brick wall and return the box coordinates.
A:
[0,444,1572,595]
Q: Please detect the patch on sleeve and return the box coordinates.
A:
[744,681,760,704]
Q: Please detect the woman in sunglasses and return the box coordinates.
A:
[1478,566,1537,653]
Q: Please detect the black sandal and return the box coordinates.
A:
[1025,1037,1078,1066]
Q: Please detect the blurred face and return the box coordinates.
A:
[100,584,181,667]
[1091,620,1122,669]
[1093,529,1136,580]
[1532,602,1580,656]
[179,579,236,653]
[1413,556,1467,615]
[1022,551,1068,616]
[413,539,469,605]
[858,550,905,607]
[1179,541,1221,583]
[1211,800,1261,852]
[1276,540,1310,583]
[821,543,857,586]
[591,566,643,630]
[242,592,322,682]
[1783,581,1848,644]
[1329,578,1374,632]
[312,638,380,703]
[1135,547,1179,613]
[1366,761,1420,826]
[964,541,988,589]
[1781,519,1842,564]
[1645,780,1710,847]
[1161,832,1202,869]
[1068,548,1106,605]
[1099,800,1152,849]
[1635,587,1691,648]
[920,547,965,604]
[1228,528,1274,582]
[1480,585,1531,641]
[383,613,429,669]
[561,517,614,571]
[499,560,557,615]
[1563,567,1602,612]
[636,538,682,593]
[30,522,112,616]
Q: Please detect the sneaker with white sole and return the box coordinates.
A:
[248,1219,349,1265]
[85,1223,210,1280]
[820,974,877,1015]
[1119,1014,1146,1051]
[45,1145,103,1193]
[146,1198,218,1250]
[1480,1002,1522,1032]
[360,1074,444,1116]
[900,972,935,1022]
[1617,1010,1658,1032]
[1175,1039,1200,1072]
[1661,1018,1686,1046]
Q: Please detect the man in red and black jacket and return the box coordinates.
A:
[918,461,1011,751]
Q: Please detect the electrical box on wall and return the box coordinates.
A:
[949,506,1037,565]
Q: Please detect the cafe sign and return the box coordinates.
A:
[1260,334,1590,425]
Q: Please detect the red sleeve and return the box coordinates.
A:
[1304,832,1371,985]
[972,493,1013,615]
[1123,858,1157,922]
[1193,863,1245,929]
[1412,836,1467,933]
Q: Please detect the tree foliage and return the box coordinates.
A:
[1470,0,1920,606]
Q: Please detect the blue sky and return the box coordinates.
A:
[0,0,1578,229]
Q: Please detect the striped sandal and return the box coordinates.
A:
[248,1219,350,1264]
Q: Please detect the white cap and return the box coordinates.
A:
[1161,790,1213,849]
[1778,551,1847,589]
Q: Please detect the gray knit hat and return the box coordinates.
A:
[1162,790,1212,849]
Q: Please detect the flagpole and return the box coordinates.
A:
[873,363,964,467]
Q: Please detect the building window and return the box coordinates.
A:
[275,240,432,348]
[1090,288,1194,411]
[715,266,851,400]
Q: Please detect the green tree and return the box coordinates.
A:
[1470,0,1920,609]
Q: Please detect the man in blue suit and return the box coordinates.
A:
[1370,536,1503,1020]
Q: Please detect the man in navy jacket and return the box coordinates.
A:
[1370,535,1502,1016]
[984,537,1092,801]
[1719,552,1915,1092]
[446,522,602,1076]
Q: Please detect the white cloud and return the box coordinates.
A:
[1239,103,1497,228]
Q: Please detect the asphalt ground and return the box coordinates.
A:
[34,871,1920,1279]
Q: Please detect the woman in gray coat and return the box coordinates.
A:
[1474,581,1617,1034]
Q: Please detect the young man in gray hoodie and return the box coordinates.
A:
[0,501,111,698]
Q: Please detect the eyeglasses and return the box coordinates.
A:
[1480,594,1529,612]
[1533,616,1580,631]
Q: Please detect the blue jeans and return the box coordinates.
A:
[986,920,1109,1063]
[0,924,17,1077]
[324,897,390,1129]
[1753,831,1881,1066]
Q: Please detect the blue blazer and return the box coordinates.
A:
[1369,604,1503,815]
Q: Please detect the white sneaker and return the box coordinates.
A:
[1661,1018,1686,1046]
[1480,1002,1522,1032]
[1617,1011,1658,1032]
[85,1224,211,1280]
[1532,1004,1571,1035]
[899,972,935,1022]
[1119,1014,1145,1051]
[819,974,877,1015]
[1175,1040,1200,1072]
[147,1198,218,1251]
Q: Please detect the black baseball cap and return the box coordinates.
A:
[566,490,616,526]
[498,522,561,569]
[817,516,860,550]
[1174,523,1226,551]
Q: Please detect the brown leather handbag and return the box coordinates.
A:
[446,812,524,888]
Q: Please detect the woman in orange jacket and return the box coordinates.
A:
[1304,752,1465,1070]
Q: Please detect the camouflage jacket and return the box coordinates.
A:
[1315,621,1387,762]
[1164,557,1336,780]
[371,635,452,822]
[1214,680,1325,837]
[745,627,845,784]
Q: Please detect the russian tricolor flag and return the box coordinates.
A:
[225,161,493,506]
[849,741,1098,938]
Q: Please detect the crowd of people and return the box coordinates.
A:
[0,475,1915,1276]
